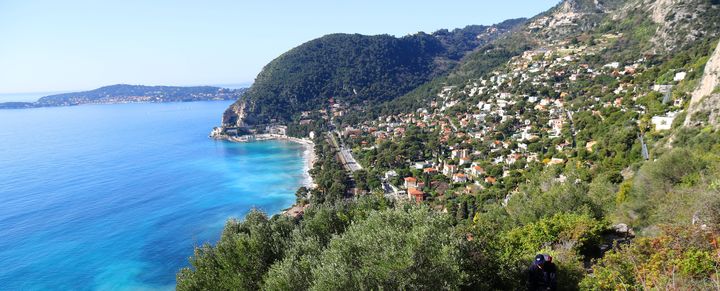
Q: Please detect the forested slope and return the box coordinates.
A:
[181,0,720,289]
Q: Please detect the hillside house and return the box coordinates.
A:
[453,173,468,183]
[651,111,679,131]
[404,177,418,189]
[408,188,425,203]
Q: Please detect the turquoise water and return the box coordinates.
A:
[0,101,306,290]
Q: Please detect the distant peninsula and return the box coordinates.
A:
[0,84,247,109]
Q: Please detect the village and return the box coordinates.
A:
[293,32,691,205]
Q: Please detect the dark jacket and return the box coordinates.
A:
[527,262,557,291]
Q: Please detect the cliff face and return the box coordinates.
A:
[645,0,720,52]
[222,100,247,128]
[685,39,720,127]
[524,0,627,42]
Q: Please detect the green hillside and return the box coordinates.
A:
[184,0,720,289]
[219,19,525,129]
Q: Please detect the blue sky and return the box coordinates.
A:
[0,0,559,94]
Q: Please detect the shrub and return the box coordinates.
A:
[581,226,720,290]
[308,207,464,290]
[496,213,607,289]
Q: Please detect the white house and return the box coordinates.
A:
[651,111,679,131]
[674,72,687,82]
[453,173,468,183]
[470,165,485,177]
[442,164,458,176]
[384,170,398,180]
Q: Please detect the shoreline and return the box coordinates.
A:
[217,133,317,189]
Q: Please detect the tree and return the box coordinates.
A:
[177,210,293,290]
[309,207,465,290]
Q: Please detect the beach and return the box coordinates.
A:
[221,133,317,189]
[289,136,317,189]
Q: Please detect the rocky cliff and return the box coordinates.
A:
[526,0,623,40]
[685,38,720,127]
[222,100,248,128]
[645,0,720,52]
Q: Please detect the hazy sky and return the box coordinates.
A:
[0,0,559,94]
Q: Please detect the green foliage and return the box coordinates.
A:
[618,148,713,226]
[309,207,464,290]
[581,227,720,290]
[501,213,606,260]
[235,33,435,125]
[262,235,322,291]
[177,196,393,290]
[450,31,533,83]
[505,167,603,225]
[176,210,293,290]
[233,21,525,126]
[308,139,350,204]
[494,213,607,290]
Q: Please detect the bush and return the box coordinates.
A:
[620,148,710,226]
[308,207,464,290]
[495,213,608,289]
[505,169,601,225]
[177,210,293,290]
[581,226,720,290]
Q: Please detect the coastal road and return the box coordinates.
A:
[326,131,362,173]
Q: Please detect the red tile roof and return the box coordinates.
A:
[408,188,424,196]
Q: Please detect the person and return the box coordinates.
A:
[527,254,557,291]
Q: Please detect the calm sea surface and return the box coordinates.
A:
[0,101,305,290]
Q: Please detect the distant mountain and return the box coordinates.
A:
[219,19,526,130]
[0,84,246,109]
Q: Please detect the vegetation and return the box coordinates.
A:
[177,196,612,290]
[180,0,720,289]
[224,21,524,126]
[581,227,720,290]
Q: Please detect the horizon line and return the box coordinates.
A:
[0,82,254,96]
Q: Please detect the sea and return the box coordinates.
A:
[0,100,307,290]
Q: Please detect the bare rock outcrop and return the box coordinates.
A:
[527,0,619,40]
[222,100,248,128]
[685,39,720,127]
[645,0,720,52]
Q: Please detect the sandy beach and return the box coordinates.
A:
[288,136,317,189]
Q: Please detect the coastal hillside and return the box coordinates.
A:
[180,0,720,289]
[219,19,526,130]
[341,0,720,124]
[0,84,246,109]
